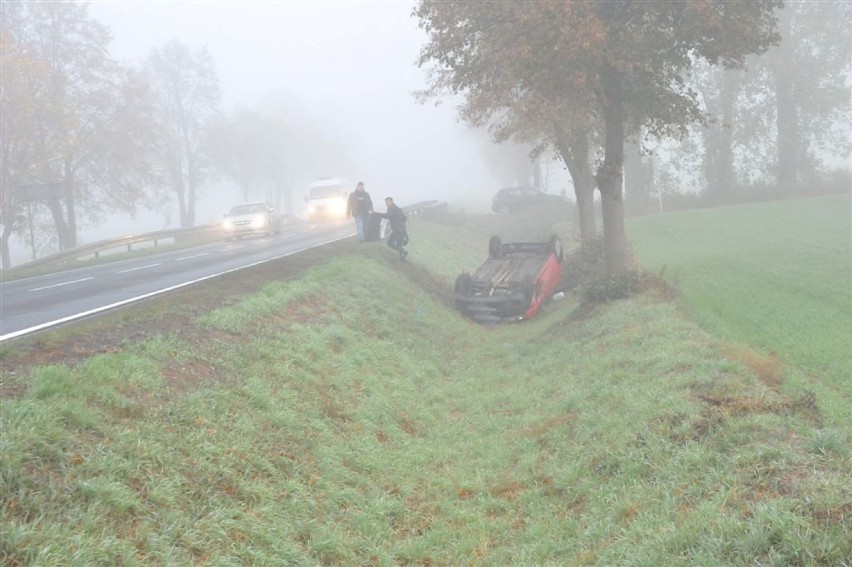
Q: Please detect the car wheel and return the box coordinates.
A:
[547,235,564,263]
[454,273,472,296]
[489,235,503,259]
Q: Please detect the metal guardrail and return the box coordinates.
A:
[9,224,222,272]
[6,200,448,273]
[405,200,448,219]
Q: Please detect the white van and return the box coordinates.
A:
[306,178,350,223]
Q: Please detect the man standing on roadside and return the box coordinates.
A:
[379,196,409,260]
[346,181,373,242]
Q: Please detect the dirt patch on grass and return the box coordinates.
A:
[676,388,824,444]
[722,344,784,391]
[160,358,222,394]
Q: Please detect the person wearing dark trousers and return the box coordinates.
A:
[346,181,373,242]
[379,197,408,260]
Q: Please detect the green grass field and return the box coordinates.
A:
[1,197,849,565]
[628,193,851,425]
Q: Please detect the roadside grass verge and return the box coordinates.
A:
[1,199,849,565]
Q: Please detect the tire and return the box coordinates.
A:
[454,273,472,296]
[547,235,564,263]
[489,235,503,259]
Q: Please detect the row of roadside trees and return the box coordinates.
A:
[1,2,347,270]
[1,2,220,268]
[414,0,850,277]
[3,2,849,271]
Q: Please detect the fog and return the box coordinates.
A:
[94,1,502,206]
[7,2,504,263]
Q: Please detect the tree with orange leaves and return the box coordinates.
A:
[415,0,781,276]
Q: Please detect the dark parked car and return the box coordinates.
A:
[491,187,563,214]
[222,202,282,240]
[454,235,564,325]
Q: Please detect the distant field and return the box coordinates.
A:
[628,194,852,424]
[1,202,848,565]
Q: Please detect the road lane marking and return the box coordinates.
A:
[176,253,210,261]
[28,277,94,292]
[1,232,354,343]
[116,263,161,273]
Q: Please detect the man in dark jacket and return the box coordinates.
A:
[346,181,373,242]
[380,197,408,260]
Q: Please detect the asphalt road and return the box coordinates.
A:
[0,221,355,342]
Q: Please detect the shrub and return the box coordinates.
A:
[565,236,671,303]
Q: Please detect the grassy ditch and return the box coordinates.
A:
[1,201,849,565]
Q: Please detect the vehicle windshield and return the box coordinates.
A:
[310,186,343,199]
[229,203,267,215]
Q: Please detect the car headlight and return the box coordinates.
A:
[331,198,347,215]
[223,219,234,230]
[251,214,267,228]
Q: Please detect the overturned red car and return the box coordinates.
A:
[454,235,564,325]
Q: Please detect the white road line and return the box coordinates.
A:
[176,252,210,261]
[116,263,161,273]
[0,233,353,343]
[28,277,94,292]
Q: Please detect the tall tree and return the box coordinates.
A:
[415,2,602,247]
[146,40,221,228]
[699,66,742,202]
[679,0,851,203]
[0,1,159,266]
[0,11,51,268]
[416,0,781,275]
[211,108,295,212]
[767,0,851,194]
[623,139,656,215]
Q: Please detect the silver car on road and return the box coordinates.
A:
[222,202,282,240]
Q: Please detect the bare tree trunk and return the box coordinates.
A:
[598,68,629,277]
[775,67,798,194]
[554,124,597,247]
[774,5,799,195]
[62,167,77,249]
[705,69,738,201]
[532,159,542,189]
[719,75,736,192]
[185,127,197,227]
[186,154,196,227]
[1,224,12,269]
[45,197,70,251]
[172,155,188,229]
[623,140,654,215]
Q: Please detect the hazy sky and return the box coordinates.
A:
[88,1,499,214]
